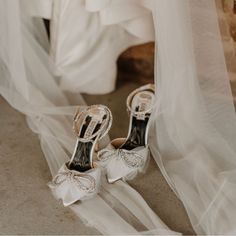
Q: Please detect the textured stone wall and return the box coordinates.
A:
[117,43,154,84]
[222,0,236,40]
[221,0,236,100]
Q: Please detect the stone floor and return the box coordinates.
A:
[0,81,195,235]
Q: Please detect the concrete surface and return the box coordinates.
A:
[0,81,195,235]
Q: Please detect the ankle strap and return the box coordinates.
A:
[126,84,155,119]
[73,105,112,142]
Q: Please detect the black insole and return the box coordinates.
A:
[121,115,149,150]
[69,115,104,172]
[69,141,93,172]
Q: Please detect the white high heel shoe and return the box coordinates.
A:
[98,84,155,183]
[49,105,112,206]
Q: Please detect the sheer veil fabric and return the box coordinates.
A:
[0,0,176,235]
[0,0,236,235]
[151,0,236,234]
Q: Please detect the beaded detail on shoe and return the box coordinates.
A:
[97,143,149,183]
[98,148,145,169]
[49,163,101,206]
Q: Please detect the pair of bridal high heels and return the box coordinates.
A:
[49,84,155,206]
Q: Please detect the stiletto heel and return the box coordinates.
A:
[49,105,112,206]
[98,84,155,183]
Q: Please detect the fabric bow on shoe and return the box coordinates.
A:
[48,163,101,206]
[97,144,149,183]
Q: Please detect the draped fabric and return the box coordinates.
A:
[50,0,154,94]
[0,0,176,235]
[150,1,236,234]
[1,0,236,235]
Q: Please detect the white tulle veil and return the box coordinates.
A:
[150,0,236,234]
[1,0,236,235]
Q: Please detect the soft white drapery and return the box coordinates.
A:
[1,0,236,235]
